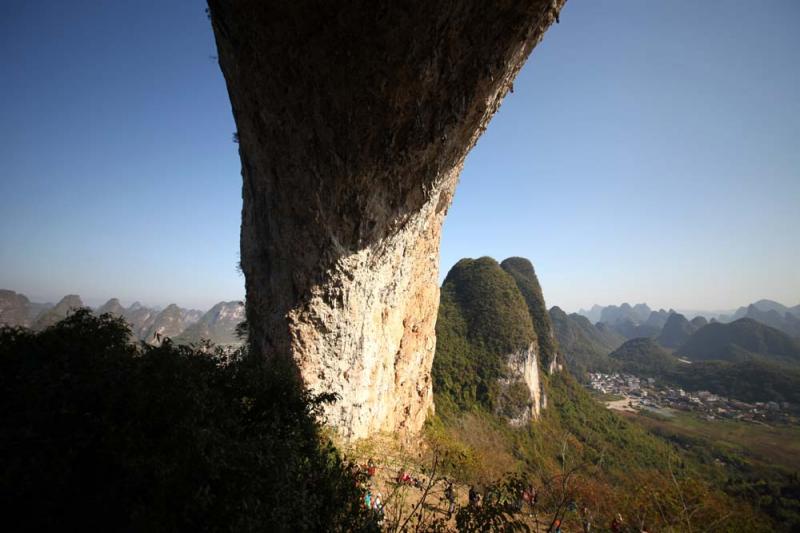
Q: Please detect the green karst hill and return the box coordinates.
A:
[433,257,538,419]
[609,337,679,377]
[500,257,559,369]
[549,306,625,378]
[430,256,773,531]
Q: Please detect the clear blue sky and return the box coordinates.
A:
[1,1,798,312]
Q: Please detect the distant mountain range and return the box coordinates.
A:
[555,301,800,405]
[604,324,800,406]
[548,306,625,376]
[677,318,800,365]
[0,289,244,347]
[577,299,800,340]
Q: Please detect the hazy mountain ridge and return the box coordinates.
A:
[176,301,245,346]
[657,312,697,349]
[580,299,800,333]
[549,306,625,377]
[0,290,241,346]
[677,318,800,364]
[606,335,800,406]
[33,295,84,331]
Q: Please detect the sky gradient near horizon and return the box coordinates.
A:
[1,1,799,312]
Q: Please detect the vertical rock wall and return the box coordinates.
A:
[502,343,544,426]
[209,0,566,440]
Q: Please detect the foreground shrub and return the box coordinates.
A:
[0,309,374,532]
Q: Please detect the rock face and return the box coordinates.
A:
[209,1,565,439]
[501,343,544,425]
[97,298,126,317]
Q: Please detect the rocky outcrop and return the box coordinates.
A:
[209,1,565,439]
[499,343,543,425]
[177,301,245,346]
[34,295,84,330]
[97,298,126,317]
[0,290,34,328]
[144,304,203,346]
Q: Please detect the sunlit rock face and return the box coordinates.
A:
[500,343,544,426]
[209,0,565,440]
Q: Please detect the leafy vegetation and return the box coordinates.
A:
[429,372,770,531]
[609,337,678,377]
[0,310,375,532]
[667,359,800,405]
[628,410,800,530]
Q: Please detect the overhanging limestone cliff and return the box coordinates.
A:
[209,0,566,440]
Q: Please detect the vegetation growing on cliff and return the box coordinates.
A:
[433,257,538,417]
[500,257,559,369]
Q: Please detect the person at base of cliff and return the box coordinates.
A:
[550,518,563,533]
[521,484,537,516]
[444,481,456,519]
[371,492,383,521]
[468,486,481,507]
[396,468,410,485]
[610,513,625,532]
[363,490,371,510]
[580,505,592,532]
[366,457,377,478]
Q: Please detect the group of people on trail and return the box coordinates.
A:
[356,458,384,525]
